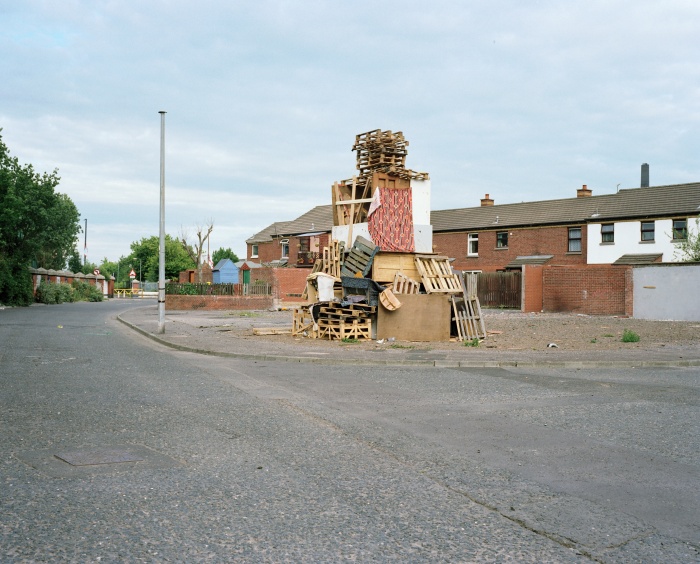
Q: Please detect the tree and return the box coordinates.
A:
[675,218,700,262]
[212,247,239,265]
[0,132,81,305]
[180,222,214,283]
[127,235,195,282]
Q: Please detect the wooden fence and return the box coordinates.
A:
[476,271,521,309]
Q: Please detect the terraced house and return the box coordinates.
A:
[432,180,700,272]
[247,178,700,271]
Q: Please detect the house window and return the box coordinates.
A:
[280,239,289,258]
[496,231,508,248]
[672,219,687,240]
[251,244,258,258]
[568,227,582,252]
[601,223,614,243]
[640,221,655,242]
[468,233,479,256]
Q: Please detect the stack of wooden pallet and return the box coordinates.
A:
[352,129,409,177]
[332,130,430,228]
[316,303,375,341]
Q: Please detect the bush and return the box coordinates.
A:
[57,283,75,303]
[35,281,59,304]
[621,329,641,343]
[71,280,104,302]
[35,281,78,304]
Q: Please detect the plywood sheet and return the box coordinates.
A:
[376,293,451,341]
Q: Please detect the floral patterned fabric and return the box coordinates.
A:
[367,187,415,252]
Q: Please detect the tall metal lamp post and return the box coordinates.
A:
[157,111,167,333]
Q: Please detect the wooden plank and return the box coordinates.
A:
[253,327,292,336]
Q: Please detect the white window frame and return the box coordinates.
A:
[467,233,479,256]
[251,244,259,258]
[280,238,289,258]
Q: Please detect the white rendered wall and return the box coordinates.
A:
[633,264,700,320]
[587,218,697,264]
[410,179,431,225]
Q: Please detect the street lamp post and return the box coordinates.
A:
[157,111,166,334]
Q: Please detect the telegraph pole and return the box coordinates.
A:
[157,111,166,334]
[83,218,87,266]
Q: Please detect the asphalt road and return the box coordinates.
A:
[1,301,698,562]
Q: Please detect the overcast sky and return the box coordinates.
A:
[2,1,699,263]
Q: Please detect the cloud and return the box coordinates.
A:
[2,1,699,262]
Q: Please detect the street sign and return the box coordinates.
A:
[129,269,136,279]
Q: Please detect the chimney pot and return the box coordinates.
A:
[577,184,592,198]
[480,194,494,206]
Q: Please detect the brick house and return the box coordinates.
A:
[247,181,699,271]
[432,182,699,272]
[246,205,333,267]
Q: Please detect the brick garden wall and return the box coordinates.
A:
[166,294,273,310]
[542,265,632,316]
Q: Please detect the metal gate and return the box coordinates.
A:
[476,271,521,309]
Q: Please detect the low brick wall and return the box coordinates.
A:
[165,294,273,310]
[542,265,632,316]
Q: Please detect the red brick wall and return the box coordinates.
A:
[542,265,632,316]
[248,241,282,263]
[250,235,332,266]
[434,225,588,271]
[165,294,273,310]
[273,267,308,301]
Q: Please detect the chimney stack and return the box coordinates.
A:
[480,193,494,206]
[641,163,649,187]
[577,184,592,198]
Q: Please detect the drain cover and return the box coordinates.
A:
[16,444,180,477]
[55,448,144,466]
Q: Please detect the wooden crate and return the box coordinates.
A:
[371,252,421,284]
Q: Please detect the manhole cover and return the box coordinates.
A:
[16,444,180,477]
[55,448,144,466]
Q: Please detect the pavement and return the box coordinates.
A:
[117,301,700,368]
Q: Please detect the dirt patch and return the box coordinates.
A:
[235,309,700,353]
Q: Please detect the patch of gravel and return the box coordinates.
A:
[203,309,700,353]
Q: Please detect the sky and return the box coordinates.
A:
[2,1,699,264]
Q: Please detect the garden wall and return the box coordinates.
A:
[166,294,273,310]
[540,265,632,316]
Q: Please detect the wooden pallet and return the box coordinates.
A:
[292,307,318,338]
[451,296,486,341]
[341,235,379,278]
[322,240,344,278]
[393,272,421,294]
[319,303,376,317]
[317,317,372,341]
[414,255,462,294]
